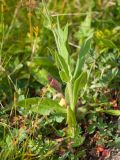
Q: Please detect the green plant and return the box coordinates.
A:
[42,3,92,145]
[1,1,120,159]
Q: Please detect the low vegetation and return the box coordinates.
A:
[0,0,120,159]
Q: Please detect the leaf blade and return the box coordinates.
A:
[73,72,88,107]
[73,38,91,79]
[18,97,67,115]
[102,110,120,116]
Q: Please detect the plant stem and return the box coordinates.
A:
[67,81,74,111]
[67,82,79,138]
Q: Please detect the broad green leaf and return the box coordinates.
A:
[36,98,67,115]
[102,110,120,116]
[55,54,71,82]
[18,97,40,106]
[73,38,91,79]
[18,97,67,115]
[56,54,69,74]
[59,70,70,82]
[73,72,87,108]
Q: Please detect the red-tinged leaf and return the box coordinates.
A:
[102,149,110,159]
